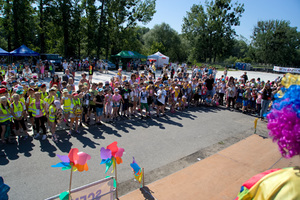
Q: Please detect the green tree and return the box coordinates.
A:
[12,0,36,49]
[182,0,244,62]
[0,0,13,50]
[102,0,156,58]
[0,0,36,50]
[143,23,187,62]
[82,0,97,57]
[251,20,300,66]
[231,35,249,59]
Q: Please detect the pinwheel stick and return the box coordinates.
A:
[114,157,118,199]
[254,118,258,134]
[142,168,145,187]
[68,163,74,200]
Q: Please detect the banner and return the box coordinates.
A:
[46,177,115,200]
[273,66,300,74]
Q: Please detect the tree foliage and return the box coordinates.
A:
[143,23,188,62]
[0,0,156,58]
[182,0,244,62]
[0,0,299,67]
[251,20,300,66]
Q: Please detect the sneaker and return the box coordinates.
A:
[79,122,82,127]
[34,133,41,139]
[42,135,47,140]
[67,131,72,136]
[76,130,80,134]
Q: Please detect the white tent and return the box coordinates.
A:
[147,51,169,68]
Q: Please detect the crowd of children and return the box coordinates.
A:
[0,62,283,145]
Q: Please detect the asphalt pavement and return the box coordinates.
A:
[0,69,278,199]
[0,105,261,200]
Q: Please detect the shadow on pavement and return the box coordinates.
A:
[54,132,73,153]
[39,138,57,157]
[0,105,257,166]
[71,130,100,148]
[100,125,122,137]
[140,186,156,200]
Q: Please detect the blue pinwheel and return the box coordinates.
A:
[0,177,10,200]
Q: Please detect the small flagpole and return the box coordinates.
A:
[115,158,118,199]
[68,163,74,200]
[142,168,145,187]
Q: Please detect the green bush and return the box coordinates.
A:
[224,56,238,64]
[241,57,252,63]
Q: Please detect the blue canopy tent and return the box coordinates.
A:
[10,45,40,56]
[0,48,9,56]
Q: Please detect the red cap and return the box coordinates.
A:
[1,81,7,85]
[0,88,7,94]
[41,84,46,88]
[72,93,79,97]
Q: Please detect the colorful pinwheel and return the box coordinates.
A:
[52,148,91,172]
[52,148,91,200]
[100,141,124,173]
[130,157,143,183]
[0,177,10,200]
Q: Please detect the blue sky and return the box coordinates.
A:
[140,0,300,41]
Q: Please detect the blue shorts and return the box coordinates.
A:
[96,107,103,116]
[236,97,242,104]
[243,100,249,106]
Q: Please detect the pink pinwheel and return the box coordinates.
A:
[52,148,91,200]
[52,148,91,172]
[100,141,124,173]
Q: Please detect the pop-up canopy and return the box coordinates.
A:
[112,51,146,59]
[147,51,169,68]
[10,45,40,56]
[0,48,9,56]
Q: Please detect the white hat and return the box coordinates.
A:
[54,100,61,109]
[0,96,7,101]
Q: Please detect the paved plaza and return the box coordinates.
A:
[0,70,282,199]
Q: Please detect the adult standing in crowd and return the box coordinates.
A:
[260,83,272,121]
[63,60,68,74]
[69,61,75,78]
[79,73,90,89]
[242,72,248,83]
[62,69,73,83]
[22,65,32,80]
[88,64,94,83]
[205,74,215,97]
